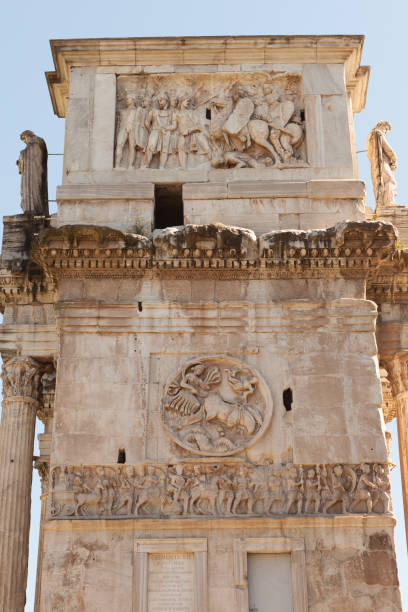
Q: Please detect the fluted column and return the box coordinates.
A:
[384,355,408,551]
[0,356,41,611]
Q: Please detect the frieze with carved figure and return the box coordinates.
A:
[48,461,393,519]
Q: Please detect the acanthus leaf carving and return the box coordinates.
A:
[1,356,42,401]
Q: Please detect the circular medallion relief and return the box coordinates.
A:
[162,355,273,456]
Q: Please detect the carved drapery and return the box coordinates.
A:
[0,356,41,612]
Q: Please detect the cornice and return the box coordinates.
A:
[46,35,368,117]
[368,249,408,304]
[31,220,397,282]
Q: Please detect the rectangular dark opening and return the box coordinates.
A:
[206,108,211,120]
[154,184,184,229]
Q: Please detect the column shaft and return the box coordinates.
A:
[0,357,40,612]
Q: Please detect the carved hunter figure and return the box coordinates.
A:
[17,130,48,216]
[366,120,398,208]
[162,356,272,456]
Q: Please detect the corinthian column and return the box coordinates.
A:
[384,355,408,550]
[0,356,41,611]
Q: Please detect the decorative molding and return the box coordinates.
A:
[0,215,56,311]
[1,356,42,401]
[46,35,368,118]
[32,220,397,282]
[37,367,56,425]
[48,461,393,520]
[34,459,50,495]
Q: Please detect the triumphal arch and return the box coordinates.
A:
[0,35,406,611]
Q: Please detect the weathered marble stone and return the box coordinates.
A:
[0,34,405,612]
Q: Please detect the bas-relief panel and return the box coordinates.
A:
[162,355,272,456]
[48,461,392,520]
[114,72,306,170]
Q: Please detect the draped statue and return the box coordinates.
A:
[366,120,397,209]
[17,130,49,216]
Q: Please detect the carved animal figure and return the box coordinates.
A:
[134,476,164,516]
[75,484,107,517]
[202,393,262,435]
[183,428,236,453]
[165,364,221,416]
[189,475,218,515]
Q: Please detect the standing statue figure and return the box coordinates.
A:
[17,130,48,216]
[366,120,397,208]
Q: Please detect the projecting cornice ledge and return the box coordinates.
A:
[30,220,397,281]
[46,35,368,117]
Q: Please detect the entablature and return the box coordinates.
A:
[31,220,396,282]
[46,35,369,118]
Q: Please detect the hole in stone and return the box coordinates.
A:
[300,110,305,122]
[117,448,126,464]
[206,108,211,120]
[138,301,143,312]
[283,388,293,411]
[154,184,184,229]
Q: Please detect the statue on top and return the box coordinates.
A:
[17,130,49,216]
[366,120,397,209]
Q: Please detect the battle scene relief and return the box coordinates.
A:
[115,72,306,170]
[162,356,272,456]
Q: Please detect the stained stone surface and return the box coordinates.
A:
[0,35,404,612]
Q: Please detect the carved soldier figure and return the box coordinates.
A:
[232,466,254,514]
[372,464,392,514]
[142,94,177,169]
[266,466,283,514]
[349,463,376,513]
[133,96,150,155]
[174,98,211,169]
[113,466,135,515]
[217,471,235,515]
[304,468,321,513]
[285,464,303,514]
[17,130,48,216]
[115,94,138,168]
[323,464,350,514]
[253,85,294,163]
[366,120,397,208]
[167,464,190,514]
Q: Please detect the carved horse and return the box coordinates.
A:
[202,393,263,435]
[75,485,107,516]
[189,478,219,515]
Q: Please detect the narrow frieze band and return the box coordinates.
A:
[48,461,393,520]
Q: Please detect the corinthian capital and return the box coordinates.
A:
[1,356,41,400]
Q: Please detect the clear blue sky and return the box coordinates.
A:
[0,0,407,609]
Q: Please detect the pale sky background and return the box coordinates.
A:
[0,0,407,609]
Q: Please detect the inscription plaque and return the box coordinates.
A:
[147,552,194,611]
